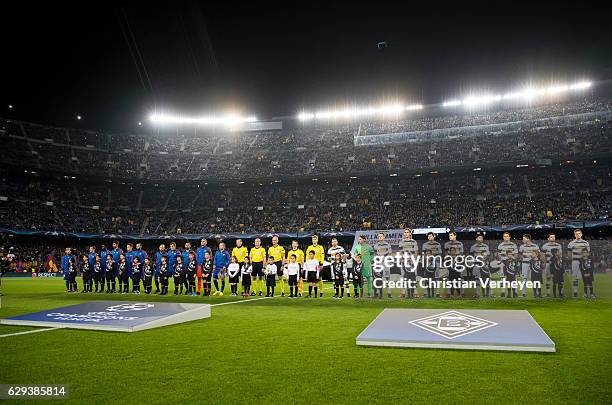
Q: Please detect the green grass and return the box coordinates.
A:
[1,276,611,404]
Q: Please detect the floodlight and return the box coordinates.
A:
[442,100,462,107]
[405,104,423,111]
[149,114,257,126]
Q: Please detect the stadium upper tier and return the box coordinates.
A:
[1,98,611,182]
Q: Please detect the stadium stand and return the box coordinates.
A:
[0,97,610,236]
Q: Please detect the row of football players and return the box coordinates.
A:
[369,228,594,299]
[60,235,345,297]
[60,228,595,298]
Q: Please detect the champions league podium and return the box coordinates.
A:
[357,309,555,352]
[0,301,211,332]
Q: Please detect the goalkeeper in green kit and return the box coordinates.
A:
[353,235,375,298]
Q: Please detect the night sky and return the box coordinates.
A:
[2,2,611,130]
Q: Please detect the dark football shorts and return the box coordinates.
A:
[306,271,318,283]
[252,262,264,277]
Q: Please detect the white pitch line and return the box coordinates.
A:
[0,327,63,338]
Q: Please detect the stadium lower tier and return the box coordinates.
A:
[0,164,609,235]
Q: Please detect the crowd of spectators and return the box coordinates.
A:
[358,99,612,135]
[0,165,609,234]
[0,97,610,235]
[1,97,611,277]
[0,240,59,273]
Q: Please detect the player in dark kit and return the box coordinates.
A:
[213,243,230,296]
[87,246,97,292]
[93,255,103,293]
[331,253,346,298]
[530,252,545,298]
[476,256,492,298]
[173,255,185,295]
[155,244,167,294]
[201,251,213,296]
[100,244,109,288]
[117,254,129,294]
[131,257,142,294]
[502,251,519,298]
[125,244,136,291]
[186,252,197,296]
[196,239,212,296]
[241,257,252,297]
[143,257,153,294]
[579,248,595,298]
[67,256,78,292]
[550,249,564,298]
[61,248,77,292]
[182,242,194,293]
[158,256,170,295]
[352,254,363,298]
[105,255,115,293]
[110,241,123,290]
[80,255,91,293]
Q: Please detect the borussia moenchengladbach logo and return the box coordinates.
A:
[409,311,498,339]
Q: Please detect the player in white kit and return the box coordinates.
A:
[518,234,540,297]
[540,233,563,297]
[567,229,590,298]
[497,232,518,298]
[373,232,393,298]
[398,228,419,298]
[422,232,443,297]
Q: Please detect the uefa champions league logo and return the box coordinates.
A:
[409,311,498,339]
[45,303,154,323]
[106,303,154,312]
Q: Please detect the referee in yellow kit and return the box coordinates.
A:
[249,238,267,296]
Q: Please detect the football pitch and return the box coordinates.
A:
[1,276,611,404]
